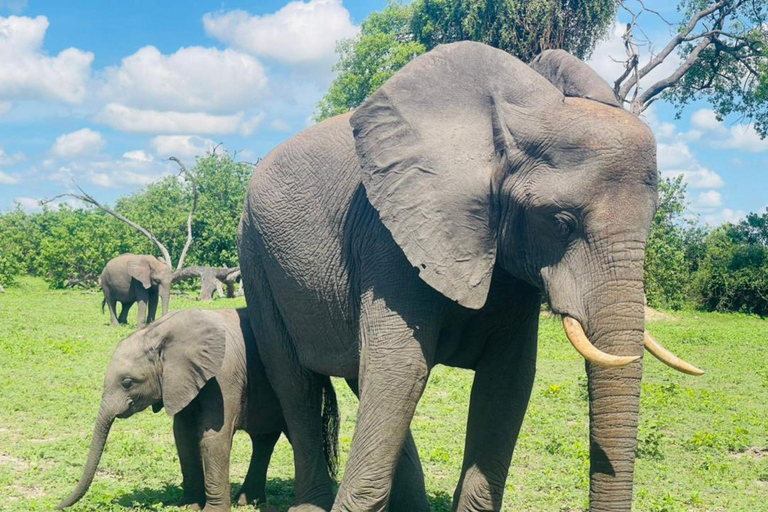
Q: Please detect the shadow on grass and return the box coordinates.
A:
[115,478,297,509]
[116,479,451,511]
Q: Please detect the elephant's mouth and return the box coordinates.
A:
[561,315,704,375]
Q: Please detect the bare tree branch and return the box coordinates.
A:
[169,156,198,271]
[617,0,730,101]
[43,183,174,267]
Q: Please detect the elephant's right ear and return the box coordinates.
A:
[350,41,561,309]
[126,259,152,289]
[149,310,226,416]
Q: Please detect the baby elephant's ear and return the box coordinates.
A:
[152,310,226,416]
[530,49,621,108]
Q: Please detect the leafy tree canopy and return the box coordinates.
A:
[315,0,617,120]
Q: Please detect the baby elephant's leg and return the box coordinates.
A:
[199,423,235,512]
[174,410,205,510]
[236,431,281,507]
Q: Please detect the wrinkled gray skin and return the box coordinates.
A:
[58,309,336,512]
[100,253,172,328]
[238,42,657,512]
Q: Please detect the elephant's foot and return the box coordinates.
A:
[288,505,329,512]
[202,505,230,512]
[235,490,266,507]
[177,496,204,511]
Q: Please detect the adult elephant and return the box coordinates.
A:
[100,253,171,328]
[238,42,702,512]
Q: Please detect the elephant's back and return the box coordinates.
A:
[240,113,362,376]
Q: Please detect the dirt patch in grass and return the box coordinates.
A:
[731,447,768,458]
[0,452,29,472]
[645,306,678,322]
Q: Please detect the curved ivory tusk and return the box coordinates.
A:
[644,331,704,376]
[562,316,640,368]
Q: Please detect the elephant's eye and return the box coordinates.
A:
[121,378,133,390]
[554,212,578,239]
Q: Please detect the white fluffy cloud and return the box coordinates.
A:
[702,207,747,226]
[203,0,358,67]
[95,103,264,135]
[100,46,268,113]
[151,135,218,160]
[692,190,723,210]
[0,16,93,104]
[0,170,18,184]
[664,167,725,189]
[657,141,694,170]
[715,124,768,153]
[122,150,153,163]
[50,128,106,159]
[0,146,24,166]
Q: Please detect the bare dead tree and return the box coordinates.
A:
[43,156,198,271]
[172,266,241,301]
[614,0,766,117]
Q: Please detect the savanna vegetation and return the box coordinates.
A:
[0,278,765,511]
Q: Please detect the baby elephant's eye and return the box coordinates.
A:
[554,212,578,239]
[121,378,133,390]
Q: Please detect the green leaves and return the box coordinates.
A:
[0,152,253,289]
[315,0,617,121]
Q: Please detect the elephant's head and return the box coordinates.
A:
[128,255,172,316]
[57,310,225,509]
[350,42,701,511]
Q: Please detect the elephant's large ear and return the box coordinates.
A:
[529,49,621,108]
[149,310,226,416]
[350,41,560,309]
[126,258,152,289]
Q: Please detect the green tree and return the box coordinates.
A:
[316,0,617,120]
[315,2,426,120]
[693,209,768,316]
[644,174,703,309]
[188,152,253,268]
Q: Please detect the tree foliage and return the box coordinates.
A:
[693,210,768,315]
[0,152,253,289]
[316,0,617,120]
[644,175,699,309]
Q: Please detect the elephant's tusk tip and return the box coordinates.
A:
[644,331,705,376]
[562,316,640,368]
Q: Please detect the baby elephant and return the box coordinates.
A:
[58,308,339,512]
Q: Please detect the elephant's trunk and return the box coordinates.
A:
[584,276,645,512]
[160,282,170,317]
[57,403,116,509]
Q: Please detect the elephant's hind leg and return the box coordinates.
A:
[241,260,334,511]
[118,301,133,325]
[236,431,281,507]
[104,290,119,326]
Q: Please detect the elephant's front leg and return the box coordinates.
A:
[173,409,206,510]
[452,305,539,512]
[199,424,235,512]
[333,288,439,512]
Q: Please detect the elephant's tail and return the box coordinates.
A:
[101,298,106,314]
[320,375,340,480]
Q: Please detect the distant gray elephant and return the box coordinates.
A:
[57,308,339,512]
[100,253,171,328]
[238,42,703,512]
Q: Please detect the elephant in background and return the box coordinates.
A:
[238,42,703,512]
[58,308,339,512]
[100,253,171,328]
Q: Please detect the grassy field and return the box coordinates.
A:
[0,277,766,511]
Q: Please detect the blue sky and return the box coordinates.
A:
[0,0,765,225]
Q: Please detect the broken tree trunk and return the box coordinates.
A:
[172,266,241,301]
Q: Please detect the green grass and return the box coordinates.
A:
[0,276,766,511]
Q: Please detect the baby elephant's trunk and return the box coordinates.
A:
[57,406,115,509]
